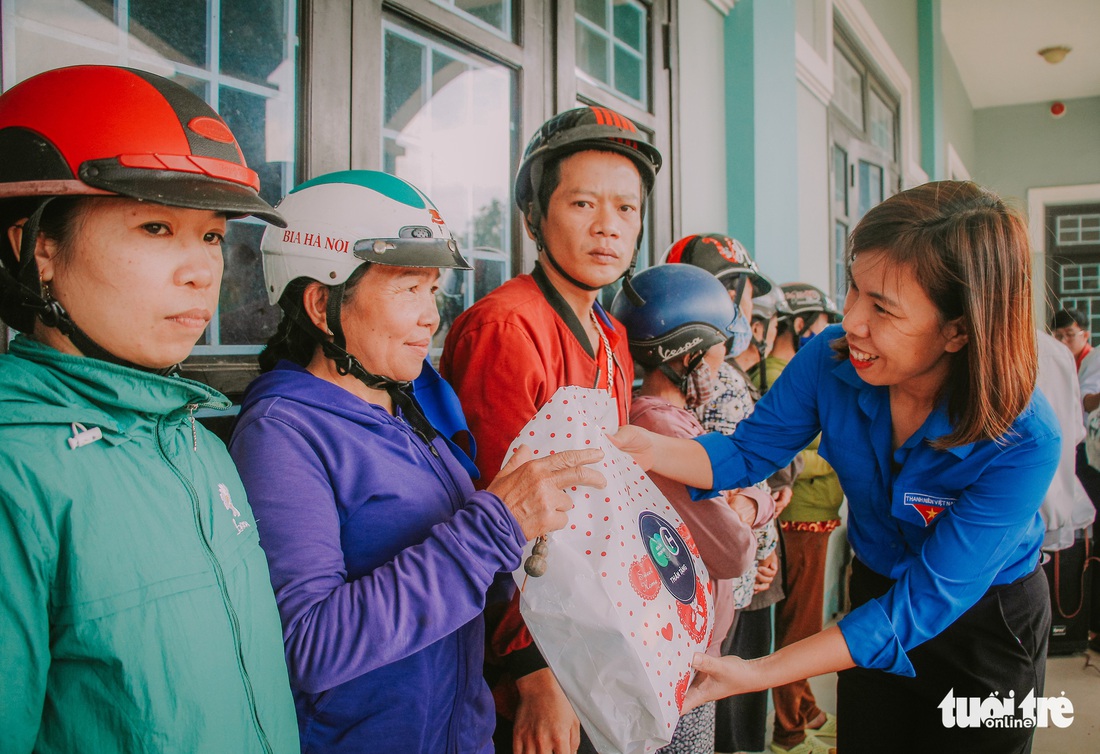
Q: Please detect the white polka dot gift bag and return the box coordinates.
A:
[507,386,714,754]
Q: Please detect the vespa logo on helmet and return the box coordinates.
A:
[281,229,350,254]
[656,337,704,362]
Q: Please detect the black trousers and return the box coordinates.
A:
[1074,441,1100,634]
[713,607,774,753]
[837,559,1049,754]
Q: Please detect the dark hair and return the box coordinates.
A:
[0,196,86,331]
[1051,308,1088,331]
[257,263,372,372]
[836,180,1034,449]
[534,153,564,225]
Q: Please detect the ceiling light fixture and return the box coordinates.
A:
[1038,45,1072,64]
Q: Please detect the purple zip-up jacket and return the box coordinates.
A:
[229,362,525,754]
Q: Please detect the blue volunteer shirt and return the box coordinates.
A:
[692,324,1060,676]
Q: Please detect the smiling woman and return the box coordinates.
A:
[611,180,1061,754]
[297,264,443,409]
[836,181,1037,450]
[840,249,971,446]
[229,169,610,754]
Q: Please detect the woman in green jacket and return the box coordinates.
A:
[0,66,298,753]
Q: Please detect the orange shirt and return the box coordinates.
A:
[441,266,633,489]
[439,264,634,719]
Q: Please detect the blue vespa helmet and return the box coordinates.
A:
[610,263,739,367]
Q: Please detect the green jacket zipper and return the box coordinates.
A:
[155,417,275,754]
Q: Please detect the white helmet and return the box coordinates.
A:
[261,170,471,305]
[750,276,791,322]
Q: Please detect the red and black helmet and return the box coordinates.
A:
[0,65,283,225]
[0,65,282,368]
[664,233,772,296]
[514,105,662,232]
[515,106,662,303]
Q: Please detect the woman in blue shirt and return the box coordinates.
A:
[612,181,1060,753]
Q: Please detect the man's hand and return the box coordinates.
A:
[512,668,580,754]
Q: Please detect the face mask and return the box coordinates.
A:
[726,308,754,357]
[684,358,718,410]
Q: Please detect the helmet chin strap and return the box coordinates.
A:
[531,222,645,305]
[298,286,439,448]
[525,152,648,305]
[792,314,817,353]
[540,244,601,292]
[658,351,705,396]
[620,255,645,306]
[13,197,179,376]
[750,333,769,392]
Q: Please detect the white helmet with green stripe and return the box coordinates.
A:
[261,169,471,305]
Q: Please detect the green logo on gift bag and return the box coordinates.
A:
[638,511,697,604]
[648,532,670,566]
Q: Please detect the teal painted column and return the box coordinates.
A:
[724,0,799,277]
[918,0,943,180]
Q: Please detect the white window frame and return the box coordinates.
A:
[1029,184,1100,326]
[574,0,650,108]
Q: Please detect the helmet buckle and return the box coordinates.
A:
[38,298,67,329]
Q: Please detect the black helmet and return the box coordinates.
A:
[515,105,662,232]
[780,282,841,353]
[663,233,772,296]
[780,282,842,323]
[515,106,662,303]
[610,264,738,367]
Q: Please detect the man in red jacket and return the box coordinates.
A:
[441,106,662,754]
